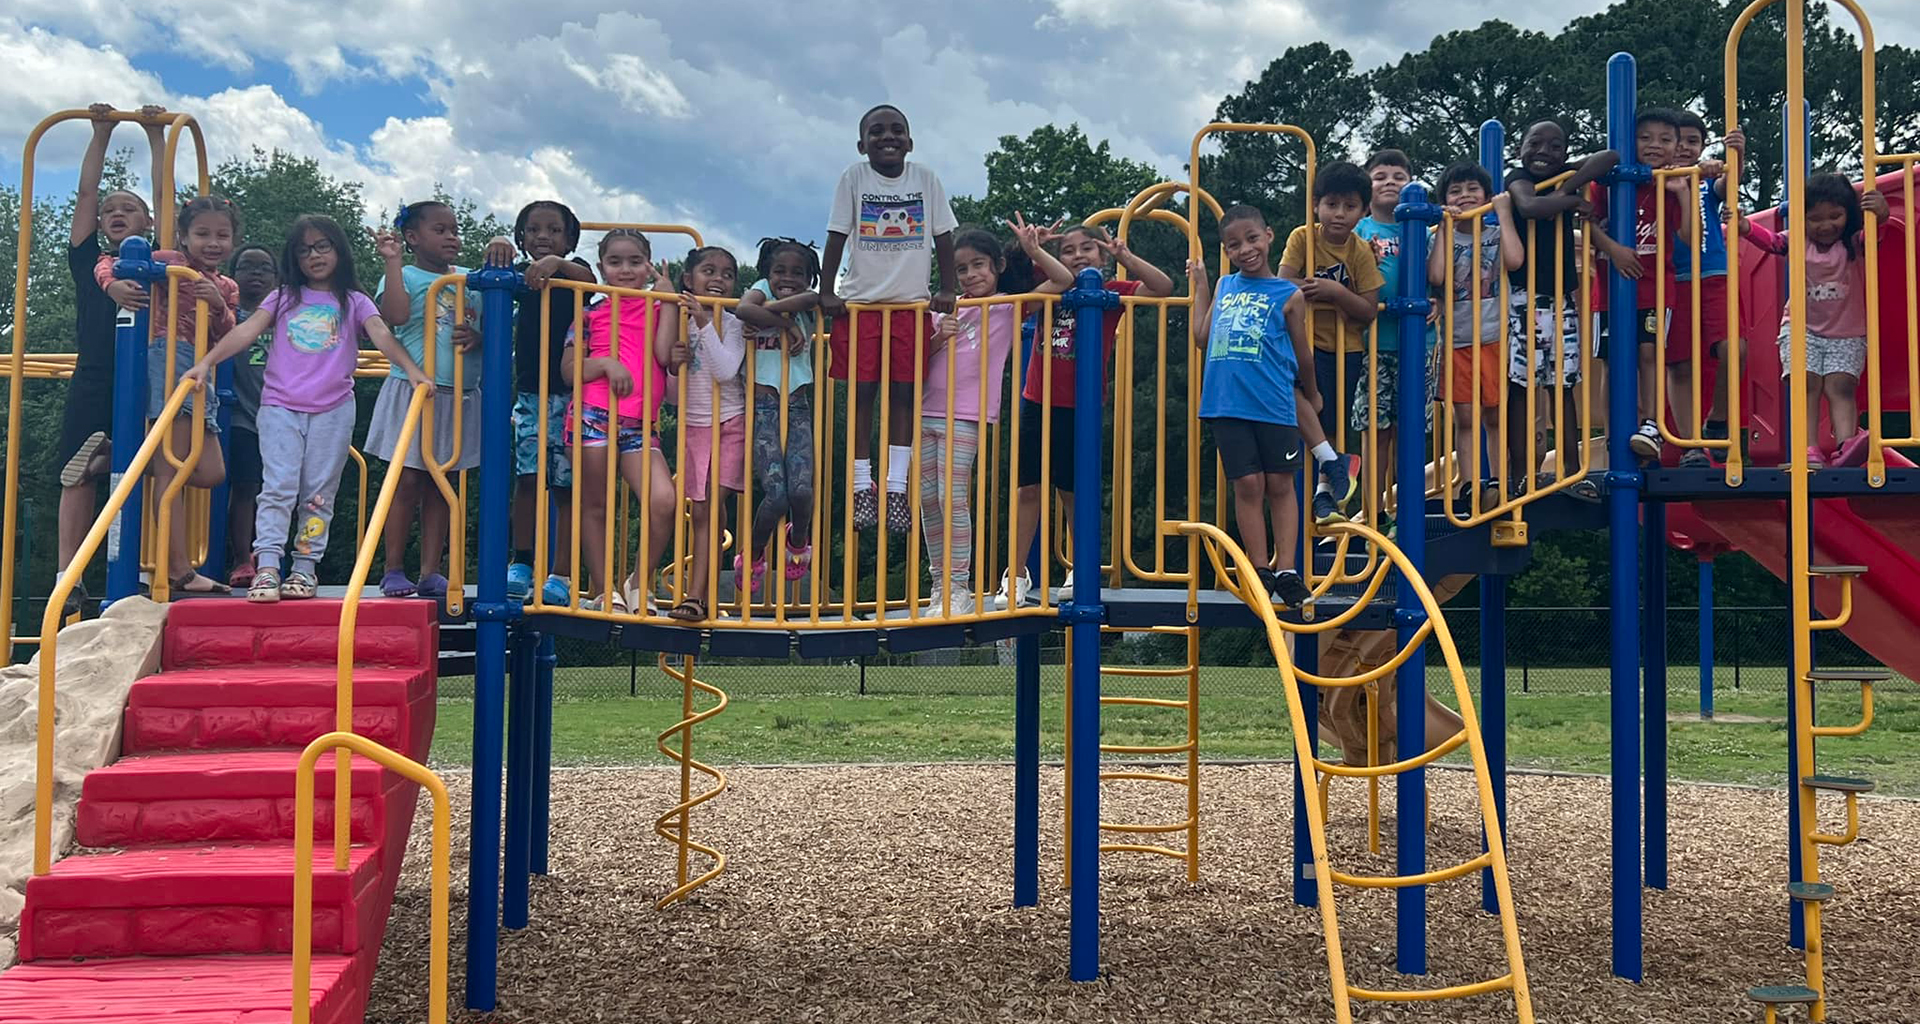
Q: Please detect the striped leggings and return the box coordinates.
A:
[919,417,981,583]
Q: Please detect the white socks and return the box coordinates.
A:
[887,445,911,493]
[1311,441,1337,466]
[853,459,873,491]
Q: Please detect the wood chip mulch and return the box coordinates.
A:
[368,765,1920,1023]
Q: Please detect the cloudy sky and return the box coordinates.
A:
[4,1,1915,257]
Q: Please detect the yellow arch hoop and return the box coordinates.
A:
[580,221,705,249]
[1188,122,1319,273]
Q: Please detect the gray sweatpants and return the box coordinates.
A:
[253,401,356,575]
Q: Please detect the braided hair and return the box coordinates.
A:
[753,236,821,287]
[513,200,581,255]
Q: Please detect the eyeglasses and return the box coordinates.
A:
[295,240,335,257]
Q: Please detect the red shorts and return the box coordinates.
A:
[829,308,936,382]
[1665,276,1731,364]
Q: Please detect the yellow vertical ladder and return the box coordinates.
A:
[653,653,729,907]
[1062,623,1202,884]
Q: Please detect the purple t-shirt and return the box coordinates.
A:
[258,287,380,413]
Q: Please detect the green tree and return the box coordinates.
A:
[1200,43,1372,234]
[207,148,373,274]
[1369,21,1581,174]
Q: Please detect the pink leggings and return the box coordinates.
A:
[918,418,980,583]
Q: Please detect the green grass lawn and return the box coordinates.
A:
[428,665,1920,794]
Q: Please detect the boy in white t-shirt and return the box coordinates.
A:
[819,104,958,535]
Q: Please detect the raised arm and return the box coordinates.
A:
[1511,151,1619,220]
[1110,238,1174,297]
[373,230,411,326]
[185,306,272,378]
[142,107,169,218]
[73,107,116,247]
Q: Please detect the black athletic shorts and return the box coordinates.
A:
[1207,417,1303,478]
[1016,399,1082,492]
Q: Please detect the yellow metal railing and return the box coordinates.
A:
[1175,519,1533,1024]
[1650,165,1746,483]
[32,377,201,874]
[291,732,449,1024]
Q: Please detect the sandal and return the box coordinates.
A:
[227,557,256,590]
[280,570,317,600]
[60,431,108,488]
[784,527,812,582]
[667,597,708,623]
[417,573,449,599]
[61,580,91,619]
[380,570,417,598]
[248,567,282,604]
[172,571,229,595]
[1568,478,1602,503]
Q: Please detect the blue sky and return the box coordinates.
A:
[4,2,1915,258]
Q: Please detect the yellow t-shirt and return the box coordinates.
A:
[1280,226,1385,354]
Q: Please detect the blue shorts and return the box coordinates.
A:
[512,392,571,487]
[148,339,219,425]
[566,406,657,456]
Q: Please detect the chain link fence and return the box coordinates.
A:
[436,605,1901,701]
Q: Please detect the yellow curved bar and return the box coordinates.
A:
[1808,794,1861,846]
[580,221,704,248]
[291,732,449,1024]
[1330,851,1494,889]
[1348,973,1516,1003]
[1808,682,1874,737]
[1650,166,1711,453]
[33,377,201,874]
[333,382,432,868]
[347,448,369,551]
[157,113,212,249]
[1808,576,1853,631]
[1101,820,1192,836]
[148,263,215,603]
[1100,842,1188,859]
[654,654,729,907]
[1314,729,1470,779]
[418,274,470,616]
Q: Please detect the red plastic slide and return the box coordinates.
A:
[1665,165,1920,680]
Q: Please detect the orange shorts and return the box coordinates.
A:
[1447,342,1505,409]
[828,308,936,383]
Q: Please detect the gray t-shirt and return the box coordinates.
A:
[1442,223,1505,348]
[229,304,267,431]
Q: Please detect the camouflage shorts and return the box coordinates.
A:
[512,392,571,487]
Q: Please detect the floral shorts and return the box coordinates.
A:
[566,405,657,456]
[1348,349,1435,434]
[1778,326,1866,379]
[512,392,571,487]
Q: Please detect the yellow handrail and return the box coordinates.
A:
[33,377,200,874]
[332,381,432,869]
[3,107,208,666]
[148,263,216,602]
[418,275,470,616]
[291,732,448,1024]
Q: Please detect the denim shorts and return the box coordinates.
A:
[566,405,657,455]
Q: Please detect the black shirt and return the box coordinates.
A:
[1504,166,1581,300]
[70,233,119,378]
[513,257,595,396]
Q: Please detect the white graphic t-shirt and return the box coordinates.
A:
[826,161,957,304]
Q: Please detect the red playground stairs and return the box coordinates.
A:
[0,599,439,1024]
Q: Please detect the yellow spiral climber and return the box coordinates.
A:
[653,653,730,908]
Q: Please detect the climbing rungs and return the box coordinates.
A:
[1804,668,1888,682]
[1101,770,1188,785]
[1101,695,1192,709]
[1101,819,1194,836]
[1314,729,1467,779]
[1805,774,1875,793]
[1808,564,1868,576]
[1100,841,1187,859]
[1748,985,1820,1005]
[1348,972,1515,1002]
[1787,881,1836,902]
[1101,741,1194,756]
[1101,666,1194,680]
[1330,851,1492,889]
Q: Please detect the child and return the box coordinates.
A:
[183,215,430,601]
[561,229,681,613]
[819,104,959,536]
[1189,205,1317,610]
[1587,108,1689,463]
[1431,164,1524,499]
[1737,177,1900,467]
[919,217,1072,617]
[367,200,485,599]
[1352,149,1436,526]
[506,200,596,606]
[54,103,167,611]
[99,193,241,594]
[1280,160,1380,524]
[997,223,1174,608]
[1503,120,1617,498]
[735,238,823,594]
[1668,113,1747,467]
[222,244,281,588]
[667,247,747,623]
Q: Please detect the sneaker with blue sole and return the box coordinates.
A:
[507,562,534,603]
[540,574,573,606]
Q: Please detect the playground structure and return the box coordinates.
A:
[0,1,1917,1021]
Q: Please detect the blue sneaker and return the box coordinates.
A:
[1319,452,1359,510]
[507,562,534,603]
[540,574,573,606]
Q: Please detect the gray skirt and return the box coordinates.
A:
[362,376,482,472]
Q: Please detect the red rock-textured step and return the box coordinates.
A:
[77,751,406,847]
[19,844,382,961]
[0,953,368,1024]
[123,665,432,755]
[162,598,436,671]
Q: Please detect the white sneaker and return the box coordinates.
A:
[1629,419,1663,461]
[924,582,975,618]
[993,571,1034,609]
[1053,568,1076,603]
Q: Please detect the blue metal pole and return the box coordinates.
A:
[1391,182,1440,976]
[503,628,535,928]
[106,238,162,604]
[532,629,555,875]
[1604,50,1646,983]
[1014,632,1040,907]
[1064,266,1113,982]
[1292,630,1319,909]
[1699,558,1714,719]
[1480,577,1508,915]
[1642,501,1668,891]
[464,265,521,1010]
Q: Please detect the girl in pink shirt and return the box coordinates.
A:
[1740,175,1901,466]
[918,219,1072,616]
[560,229,682,614]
